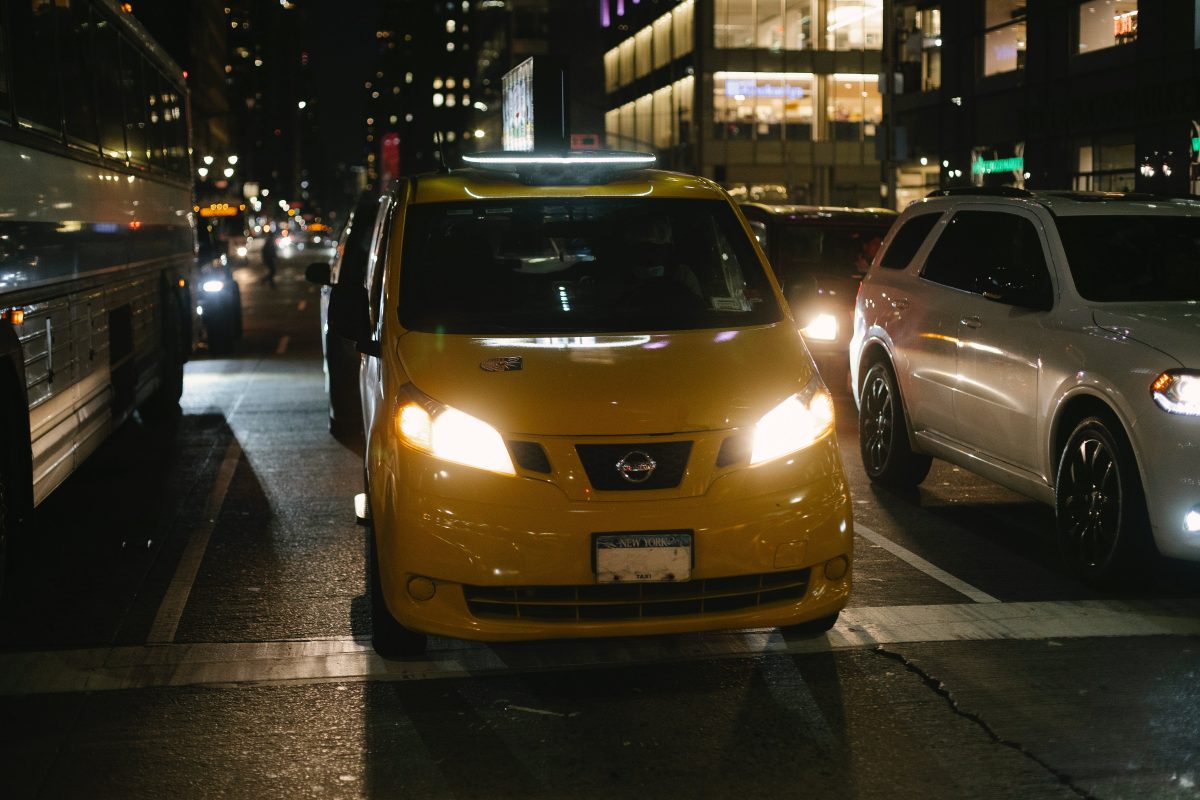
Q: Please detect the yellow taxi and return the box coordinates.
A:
[334,152,853,655]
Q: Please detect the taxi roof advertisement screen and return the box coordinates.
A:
[503,58,535,152]
[501,57,568,152]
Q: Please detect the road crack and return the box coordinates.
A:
[873,645,1097,800]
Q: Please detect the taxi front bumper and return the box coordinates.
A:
[369,438,853,642]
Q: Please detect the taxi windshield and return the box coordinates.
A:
[398,198,782,334]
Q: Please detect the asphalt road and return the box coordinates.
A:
[2,249,1199,799]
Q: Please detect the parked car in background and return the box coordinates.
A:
[195,221,243,354]
[305,191,386,437]
[739,203,902,391]
[740,204,896,391]
[326,154,854,656]
[851,188,1200,585]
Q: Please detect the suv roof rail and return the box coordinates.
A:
[925,186,1034,199]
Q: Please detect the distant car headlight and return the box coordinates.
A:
[201,279,226,293]
[750,378,835,465]
[395,386,516,476]
[1151,370,1200,416]
[236,246,248,258]
[800,312,839,342]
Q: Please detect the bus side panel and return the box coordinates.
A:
[72,287,114,476]
[24,297,81,507]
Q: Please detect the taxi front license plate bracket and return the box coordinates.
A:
[593,531,693,583]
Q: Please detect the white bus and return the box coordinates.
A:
[0,0,194,591]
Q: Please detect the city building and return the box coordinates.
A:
[881,0,1200,209]
[601,0,885,206]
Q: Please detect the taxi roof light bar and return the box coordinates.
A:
[461,150,656,185]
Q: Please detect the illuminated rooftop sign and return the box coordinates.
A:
[501,57,568,152]
[972,156,1024,175]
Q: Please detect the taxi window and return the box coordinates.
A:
[398,199,782,334]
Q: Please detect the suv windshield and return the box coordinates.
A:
[1057,215,1200,302]
[398,198,781,334]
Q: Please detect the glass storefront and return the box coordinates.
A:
[714,1,880,51]
[1073,135,1135,192]
[825,0,883,50]
[827,73,881,141]
[894,5,941,94]
[714,71,814,140]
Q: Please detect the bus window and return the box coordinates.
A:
[94,16,126,159]
[145,61,164,169]
[160,75,188,177]
[119,36,148,164]
[0,9,11,119]
[10,0,63,135]
[61,0,100,149]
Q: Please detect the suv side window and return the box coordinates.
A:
[879,212,940,269]
[922,210,1051,301]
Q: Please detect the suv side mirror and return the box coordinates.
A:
[305,262,331,285]
[979,267,1051,311]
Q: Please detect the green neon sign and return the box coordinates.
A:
[971,156,1024,175]
[1193,136,1200,153]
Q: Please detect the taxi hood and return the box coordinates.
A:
[395,324,817,436]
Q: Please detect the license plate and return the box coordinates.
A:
[593,531,693,583]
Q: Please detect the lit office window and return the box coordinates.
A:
[827,74,881,141]
[895,6,941,93]
[673,0,694,56]
[1077,0,1137,53]
[635,26,653,78]
[652,85,673,147]
[825,0,882,50]
[618,38,635,85]
[604,47,619,92]
[713,71,814,142]
[714,0,754,48]
[1073,135,1135,191]
[982,0,1027,76]
[673,75,694,145]
[715,0,818,50]
[653,13,673,68]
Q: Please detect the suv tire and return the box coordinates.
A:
[858,360,932,487]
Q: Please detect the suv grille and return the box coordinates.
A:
[575,441,692,490]
[464,569,810,622]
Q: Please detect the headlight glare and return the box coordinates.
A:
[395,387,515,475]
[201,279,225,293]
[750,380,835,465]
[801,312,838,342]
[1151,370,1200,416]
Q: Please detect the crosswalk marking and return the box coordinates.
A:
[856,523,1001,603]
[3,598,1197,697]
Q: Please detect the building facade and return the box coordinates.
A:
[602,0,885,206]
[881,0,1200,209]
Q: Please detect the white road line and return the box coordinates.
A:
[297,300,307,311]
[275,335,290,354]
[3,599,1197,696]
[856,523,1000,604]
[146,439,243,644]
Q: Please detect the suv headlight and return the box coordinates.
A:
[395,386,516,475]
[1151,370,1200,416]
[750,378,835,465]
[800,312,838,342]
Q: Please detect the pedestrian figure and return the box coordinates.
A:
[262,233,278,287]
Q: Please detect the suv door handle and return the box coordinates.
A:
[961,316,982,329]
[891,297,910,310]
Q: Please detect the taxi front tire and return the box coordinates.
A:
[368,513,428,658]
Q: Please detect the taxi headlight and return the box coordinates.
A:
[201,279,225,293]
[396,387,515,476]
[1151,370,1200,416]
[800,313,838,342]
[750,379,835,465]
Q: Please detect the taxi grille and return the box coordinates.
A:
[575,441,692,490]
[463,569,810,622]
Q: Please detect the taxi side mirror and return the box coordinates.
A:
[327,282,375,353]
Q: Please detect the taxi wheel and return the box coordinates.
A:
[858,361,931,487]
[368,524,428,658]
[783,612,839,638]
[1055,417,1149,587]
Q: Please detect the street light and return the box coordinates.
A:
[203,155,214,165]
[197,167,209,178]
[223,167,235,178]
[228,155,239,165]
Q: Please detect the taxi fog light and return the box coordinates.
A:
[201,279,225,293]
[407,576,436,602]
[750,380,835,465]
[824,555,849,581]
[1151,370,1200,416]
[1187,509,1200,534]
[396,388,515,476]
[801,313,838,342]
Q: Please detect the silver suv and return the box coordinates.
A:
[850,189,1200,585]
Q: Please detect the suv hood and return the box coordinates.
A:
[1092,304,1200,367]
[396,324,816,436]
